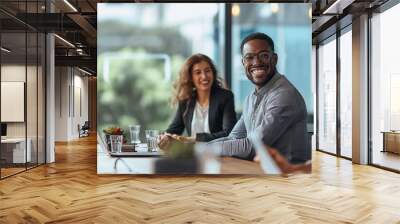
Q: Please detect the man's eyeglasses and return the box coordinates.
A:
[242,51,272,64]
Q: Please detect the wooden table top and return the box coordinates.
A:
[220,157,264,174]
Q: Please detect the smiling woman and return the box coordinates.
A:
[159,54,237,145]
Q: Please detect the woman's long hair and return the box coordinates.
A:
[172,53,223,105]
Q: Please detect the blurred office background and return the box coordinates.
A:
[97,3,312,139]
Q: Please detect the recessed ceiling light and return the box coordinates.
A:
[1,47,11,53]
[63,0,78,12]
[78,67,92,76]
[322,0,353,15]
[271,3,279,14]
[232,4,240,17]
[54,34,75,48]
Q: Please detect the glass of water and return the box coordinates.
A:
[129,125,141,144]
[145,130,159,152]
[110,135,123,153]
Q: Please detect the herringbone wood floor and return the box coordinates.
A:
[1,135,400,223]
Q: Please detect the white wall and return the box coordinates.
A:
[72,73,89,138]
[1,64,46,163]
[46,33,55,163]
[55,67,69,141]
[55,67,89,141]
[1,65,26,139]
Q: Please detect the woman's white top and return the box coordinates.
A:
[191,102,210,138]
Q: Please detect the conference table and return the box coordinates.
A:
[97,136,264,175]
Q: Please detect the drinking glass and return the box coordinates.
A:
[110,135,123,153]
[195,142,221,174]
[129,125,141,144]
[145,130,159,152]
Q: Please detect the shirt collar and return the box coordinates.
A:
[253,71,281,97]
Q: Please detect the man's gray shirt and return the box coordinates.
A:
[210,72,310,163]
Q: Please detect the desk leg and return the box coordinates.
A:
[113,158,133,172]
[382,133,386,153]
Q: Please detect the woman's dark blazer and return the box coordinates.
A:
[166,87,237,142]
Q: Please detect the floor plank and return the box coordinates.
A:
[0,135,399,223]
[372,150,400,171]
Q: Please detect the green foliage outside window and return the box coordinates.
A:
[98,20,193,142]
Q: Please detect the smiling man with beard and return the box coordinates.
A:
[210,32,310,164]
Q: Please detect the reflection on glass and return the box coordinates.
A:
[27,31,38,169]
[371,4,400,171]
[318,37,337,154]
[0,1,47,179]
[340,30,352,158]
[38,32,46,165]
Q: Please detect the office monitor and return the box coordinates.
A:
[1,123,7,137]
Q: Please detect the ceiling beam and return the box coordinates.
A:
[323,0,356,14]
[55,55,96,72]
[312,15,335,33]
[67,13,97,39]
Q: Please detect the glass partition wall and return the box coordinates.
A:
[0,1,46,179]
[370,3,400,171]
[317,35,337,155]
[316,1,400,172]
[339,27,352,159]
[0,30,27,177]
[316,25,353,159]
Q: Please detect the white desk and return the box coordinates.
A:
[97,144,158,174]
[97,142,203,174]
[97,138,263,175]
[1,138,31,163]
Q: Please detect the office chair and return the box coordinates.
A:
[79,121,90,138]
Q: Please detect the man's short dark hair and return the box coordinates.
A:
[240,32,275,54]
